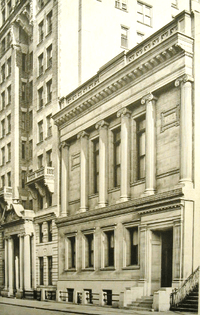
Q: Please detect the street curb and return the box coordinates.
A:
[0,301,103,315]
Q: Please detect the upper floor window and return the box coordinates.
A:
[7,32,11,49]
[22,53,26,72]
[22,112,26,130]
[38,120,43,142]
[137,1,152,27]
[121,26,128,48]
[2,8,5,24]
[1,147,5,166]
[38,154,43,168]
[115,0,127,11]
[21,170,26,188]
[39,223,43,243]
[93,138,99,194]
[7,1,12,15]
[46,79,52,103]
[29,52,33,72]
[22,82,26,100]
[38,87,43,109]
[1,91,5,109]
[47,11,52,34]
[29,110,33,130]
[1,64,5,82]
[1,174,5,187]
[7,114,11,133]
[47,220,52,242]
[1,119,5,137]
[7,142,11,161]
[46,114,52,137]
[46,149,52,167]
[47,44,52,68]
[113,127,121,187]
[38,53,44,76]
[7,85,11,105]
[7,171,11,187]
[136,115,146,180]
[38,20,44,42]
[38,0,45,10]
[7,57,11,77]
[22,141,26,159]
[29,140,33,159]
[1,38,5,55]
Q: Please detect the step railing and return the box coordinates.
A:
[170,265,200,307]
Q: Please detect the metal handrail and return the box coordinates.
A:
[170,266,200,307]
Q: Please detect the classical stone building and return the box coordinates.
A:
[53,9,200,309]
[0,0,199,306]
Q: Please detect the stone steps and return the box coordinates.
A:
[127,295,153,311]
[171,285,198,313]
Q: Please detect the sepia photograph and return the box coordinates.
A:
[0,0,199,314]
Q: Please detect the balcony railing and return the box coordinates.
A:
[0,186,12,196]
[27,167,54,183]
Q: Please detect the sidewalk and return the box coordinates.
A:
[0,297,196,315]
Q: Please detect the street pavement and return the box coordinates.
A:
[0,296,197,315]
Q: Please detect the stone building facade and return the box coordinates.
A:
[0,0,200,306]
[53,10,200,307]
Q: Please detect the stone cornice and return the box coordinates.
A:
[55,188,183,227]
[54,30,193,129]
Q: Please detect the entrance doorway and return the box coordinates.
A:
[151,228,173,294]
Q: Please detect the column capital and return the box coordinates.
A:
[17,233,25,238]
[117,107,132,118]
[77,130,89,140]
[175,74,194,87]
[141,93,157,105]
[59,140,69,150]
[95,120,109,130]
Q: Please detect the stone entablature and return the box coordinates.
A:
[56,11,193,122]
[56,188,183,227]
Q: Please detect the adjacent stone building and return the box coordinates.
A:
[53,9,200,308]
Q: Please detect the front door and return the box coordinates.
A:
[161,229,173,287]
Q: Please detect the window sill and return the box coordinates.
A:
[137,20,152,28]
[37,73,44,79]
[37,107,43,113]
[37,39,44,47]
[45,135,52,140]
[37,140,44,145]
[45,101,52,106]
[45,31,52,38]
[130,179,145,187]
[122,265,140,270]
[171,4,178,9]
[45,65,52,72]
[89,193,98,199]
[64,268,77,272]
[81,268,94,271]
[115,6,128,12]
[108,187,120,194]
[100,267,115,271]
